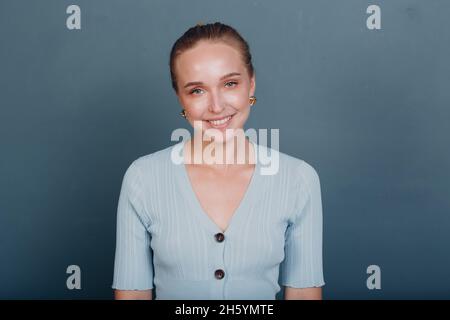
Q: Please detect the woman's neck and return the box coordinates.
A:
[184,134,256,171]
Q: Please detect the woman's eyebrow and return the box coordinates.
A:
[220,72,241,80]
[183,72,241,89]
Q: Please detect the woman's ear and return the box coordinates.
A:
[250,75,256,96]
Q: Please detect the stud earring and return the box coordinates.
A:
[249,96,257,106]
[180,109,187,118]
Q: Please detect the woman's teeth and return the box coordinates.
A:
[208,115,232,126]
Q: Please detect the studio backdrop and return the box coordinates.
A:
[1,0,449,299]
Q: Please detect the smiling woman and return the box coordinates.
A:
[112,22,325,300]
[171,24,256,145]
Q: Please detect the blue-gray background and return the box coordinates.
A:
[1,0,449,299]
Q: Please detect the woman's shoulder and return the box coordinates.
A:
[123,142,181,181]
[258,146,320,194]
[262,148,322,217]
[258,144,320,187]
[130,142,179,168]
[282,151,319,181]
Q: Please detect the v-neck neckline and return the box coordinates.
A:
[175,138,260,236]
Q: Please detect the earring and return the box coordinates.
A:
[180,109,187,118]
[249,96,257,106]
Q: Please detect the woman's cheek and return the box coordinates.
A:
[186,96,207,113]
[225,91,246,109]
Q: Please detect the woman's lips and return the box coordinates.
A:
[204,114,234,129]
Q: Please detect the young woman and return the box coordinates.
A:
[112,22,325,300]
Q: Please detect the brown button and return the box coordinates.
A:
[214,269,225,279]
[214,233,225,242]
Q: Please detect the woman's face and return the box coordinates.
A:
[174,40,255,143]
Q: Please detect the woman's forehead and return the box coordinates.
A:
[175,41,245,80]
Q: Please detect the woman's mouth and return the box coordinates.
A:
[205,114,234,129]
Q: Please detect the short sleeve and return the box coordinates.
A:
[279,160,325,288]
[112,160,154,290]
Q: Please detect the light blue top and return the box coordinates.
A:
[112,140,325,299]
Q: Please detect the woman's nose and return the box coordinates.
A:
[208,91,225,113]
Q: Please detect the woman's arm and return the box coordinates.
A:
[114,289,152,300]
[284,286,322,300]
[112,162,155,299]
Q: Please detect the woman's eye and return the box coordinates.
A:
[225,81,238,88]
[190,88,203,95]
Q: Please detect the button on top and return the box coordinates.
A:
[214,232,225,242]
[214,269,225,279]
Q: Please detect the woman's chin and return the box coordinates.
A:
[203,129,235,143]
